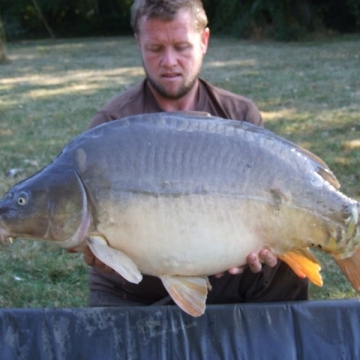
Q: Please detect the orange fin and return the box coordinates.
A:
[160,275,209,317]
[333,247,360,293]
[278,248,323,286]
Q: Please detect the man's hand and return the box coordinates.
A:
[214,248,278,278]
[82,246,118,275]
[69,246,278,278]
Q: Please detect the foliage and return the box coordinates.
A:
[1,0,133,39]
[0,0,359,40]
[0,13,10,63]
[320,0,360,33]
[204,0,360,40]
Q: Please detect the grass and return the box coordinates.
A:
[0,35,359,307]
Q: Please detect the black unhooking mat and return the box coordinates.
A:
[0,300,359,360]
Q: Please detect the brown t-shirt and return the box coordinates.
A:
[89,78,263,128]
[88,78,308,305]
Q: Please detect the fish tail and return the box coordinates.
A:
[344,202,359,242]
[328,202,360,292]
[333,246,360,293]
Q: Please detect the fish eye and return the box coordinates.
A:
[16,192,29,206]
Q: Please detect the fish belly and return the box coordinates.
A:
[97,193,286,277]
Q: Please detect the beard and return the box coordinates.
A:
[142,56,202,100]
[146,74,198,100]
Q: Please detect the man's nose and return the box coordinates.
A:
[161,48,177,67]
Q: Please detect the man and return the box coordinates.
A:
[84,0,308,307]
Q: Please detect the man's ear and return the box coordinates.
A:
[201,27,210,55]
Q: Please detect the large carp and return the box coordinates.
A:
[0,112,359,317]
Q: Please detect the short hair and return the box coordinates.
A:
[131,0,208,34]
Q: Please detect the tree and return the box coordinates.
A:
[0,13,9,64]
[31,0,55,39]
[205,0,360,40]
[0,0,359,41]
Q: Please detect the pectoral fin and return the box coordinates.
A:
[87,235,142,284]
[278,248,323,286]
[333,247,360,293]
[160,275,209,317]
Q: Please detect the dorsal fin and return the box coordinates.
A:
[294,146,340,189]
[167,111,211,118]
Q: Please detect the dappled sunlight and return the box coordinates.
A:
[6,53,39,61]
[26,84,104,98]
[205,59,257,68]
[0,129,14,136]
[343,139,360,150]
[334,156,352,165]
[0,66,145,103]
[261,108,296,122]
[1,66,144,87]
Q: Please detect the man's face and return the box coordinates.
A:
[136,9,209,100]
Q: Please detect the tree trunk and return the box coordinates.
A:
[0,12,9,64]
[0,32,9,64]
[32,0,56,39]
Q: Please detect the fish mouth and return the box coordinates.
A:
[0,226,13,246]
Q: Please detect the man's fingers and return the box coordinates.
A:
[214,265,245,278]
[247,253,262,273]
[214,271,225,278]
[83,246,96,266]
[82,245,277,277]
[228,266,244,275]
[259,249,278,267]
[84,246,119,275]
[215,249,277,277]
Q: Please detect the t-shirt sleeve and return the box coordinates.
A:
[88,111,111,129]
[87,81,150,130]
[244,100,263,127]
[198,79,263,127]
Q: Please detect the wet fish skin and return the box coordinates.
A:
[0,112,359,317]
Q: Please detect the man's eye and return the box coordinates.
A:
[175,44,190,51]
[147,46,162,53]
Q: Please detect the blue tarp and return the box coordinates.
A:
[1,300,360,360]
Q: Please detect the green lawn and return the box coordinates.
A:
[0,35,359,307]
